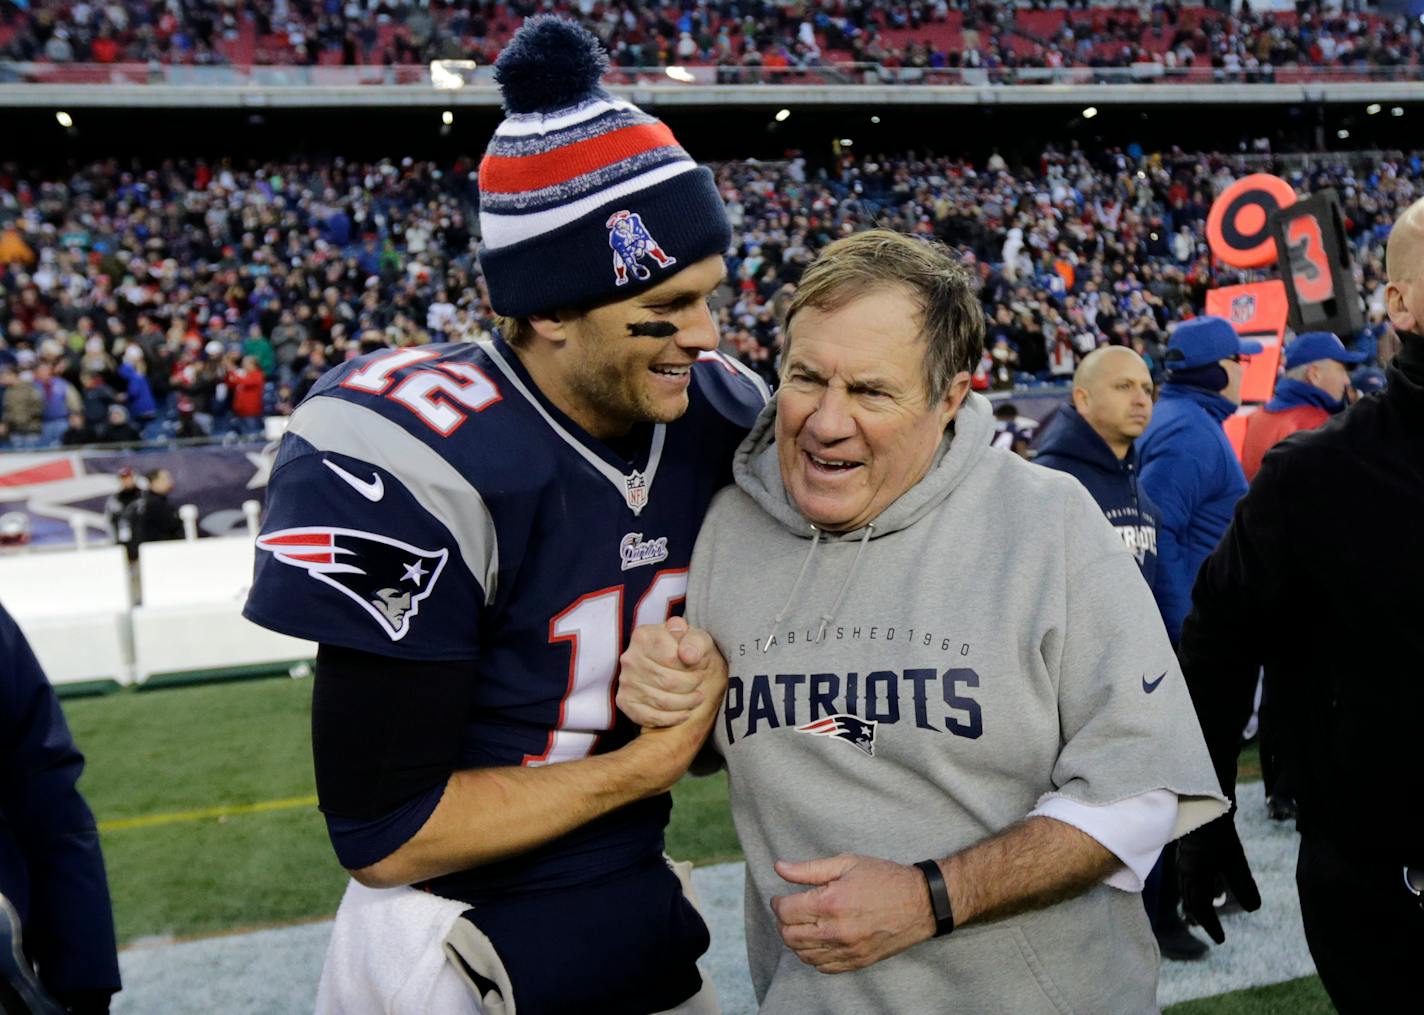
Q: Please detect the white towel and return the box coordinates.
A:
[315,879,489,1015]
[315,864,721,1015]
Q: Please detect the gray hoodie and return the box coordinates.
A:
[686,392,1227,1014]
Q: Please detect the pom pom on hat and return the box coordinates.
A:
[493,15,610,115]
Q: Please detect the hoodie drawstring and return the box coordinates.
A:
[815,523,873,642]
[762,525,821,652]
[760,523,876,651]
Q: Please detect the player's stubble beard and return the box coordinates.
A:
[567,320,689,436]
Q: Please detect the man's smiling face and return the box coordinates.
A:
[775,286,968,533]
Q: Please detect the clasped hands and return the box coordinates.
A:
[618,619,938,974]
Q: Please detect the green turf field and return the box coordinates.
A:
[63,676,1317,1012]
[64,675,744,943]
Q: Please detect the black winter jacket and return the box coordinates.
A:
[1179,340,1424,865]
[0,605,121,1004]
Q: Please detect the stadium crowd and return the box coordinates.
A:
[0,2,1418,78]
[0,141,1415,447]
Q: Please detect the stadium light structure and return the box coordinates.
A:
[1393,107,1405,117]
[1367,103,1382,115]
[870,115,881,124]
[1082,106,1098,119]
[441,110,454,126]
[55,111,73,128]
[775,108,791,122]
[665,66,695,83]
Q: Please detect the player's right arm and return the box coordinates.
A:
[349,667,723,887]
[311,644,722,888]
[245,389,722,886]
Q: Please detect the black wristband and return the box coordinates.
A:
[914,859,955,938]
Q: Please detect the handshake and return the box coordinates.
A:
[616,617,730,792]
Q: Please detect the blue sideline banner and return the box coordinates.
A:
[0,443,275,547]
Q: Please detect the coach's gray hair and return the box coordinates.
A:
[782,229,984,405]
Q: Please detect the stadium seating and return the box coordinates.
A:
[0,2,1414,76]
[0,545,132,684]
[130,536,313,683]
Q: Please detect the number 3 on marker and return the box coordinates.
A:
[526,570,689,766]
[1287,216,1333,303]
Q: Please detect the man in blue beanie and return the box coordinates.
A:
[244,16,764,1014]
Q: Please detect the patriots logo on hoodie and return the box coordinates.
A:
[797,714,878,757]
[256,527,449,641]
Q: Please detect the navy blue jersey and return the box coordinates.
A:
[244,337,766,902]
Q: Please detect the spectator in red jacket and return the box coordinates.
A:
[1240,332,1366,482]
[226,355,266,436]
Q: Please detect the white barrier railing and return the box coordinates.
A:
[0,534,313,686]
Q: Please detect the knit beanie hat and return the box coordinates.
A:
[476,16,731,319]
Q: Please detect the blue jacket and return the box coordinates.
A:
[1138,383,1248,643]
[0,604,121,1002]
[1034,405,1163,610]
[117,362,158,419]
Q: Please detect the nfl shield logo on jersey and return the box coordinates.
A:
[256,527,449,641]
[623,470,649,514]
[607,210,677,286]
[1230,293,1257,324]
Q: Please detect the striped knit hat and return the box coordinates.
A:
[476,16,730,319]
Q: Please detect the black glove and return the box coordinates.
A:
[1177,811,1262,944]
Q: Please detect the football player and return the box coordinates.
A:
[243,17,766,1014]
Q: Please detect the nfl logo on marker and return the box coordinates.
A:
[624,470,648,513]
[1230,294,1256,324]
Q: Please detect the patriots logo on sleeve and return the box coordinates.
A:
[796,714,878,757]
[255,527,449,641]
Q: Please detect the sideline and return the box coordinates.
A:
[99,794,319,832]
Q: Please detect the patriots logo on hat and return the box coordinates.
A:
[256,527,449,641]
[797,714,878,757]
[608,210,676,286]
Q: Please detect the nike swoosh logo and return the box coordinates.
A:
[1142,671,1167,694]
[324,459,384,502]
